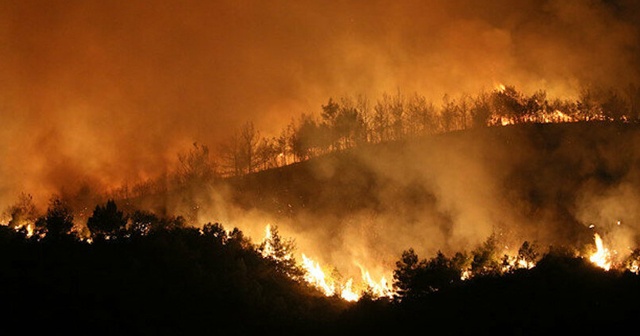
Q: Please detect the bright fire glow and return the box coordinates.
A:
[301,254,337,297]
[359,266,394,299]
[340,279,359,302]
[260,224,393,302]
[589,233,612,271]
[260,224,275,258]
[300,254,394,302]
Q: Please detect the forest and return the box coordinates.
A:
[2,196,640,335]
[57,83,640,226]
[4,85,640,334]
[5,0,640,334]
[213,85,640,177]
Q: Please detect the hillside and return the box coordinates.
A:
[3,121,640,335]
[221,121,640,256]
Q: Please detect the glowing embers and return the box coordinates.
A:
[589,233,612,271]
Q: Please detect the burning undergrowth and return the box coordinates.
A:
[4,121,640,304]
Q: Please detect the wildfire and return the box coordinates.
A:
[301,254,337,297]
[589,233,612,271]
[260,224,394,302]
[302,254,393,301]
[340,279,359,302]
[260,224,276,258]
[261,223,637,291]
[542,110,575,123]
[0,221,35,238]
[359,266,394,298]
[501,254,536,273]
[27,224,35,237]
[299,253,394,302]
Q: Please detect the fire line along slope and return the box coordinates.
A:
[220,121,640,261]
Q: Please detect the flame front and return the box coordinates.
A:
[301,254,336,297]
[359,266,394,299]
[260,224,394,301]
[258,225,640,301]
[299,254,393,302]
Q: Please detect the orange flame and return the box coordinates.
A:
[589,233,612,271]
[301,254,337,297]
[260,224,394,301]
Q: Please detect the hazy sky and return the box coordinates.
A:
[1,0,639,207]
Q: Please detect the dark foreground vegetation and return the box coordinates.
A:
[0,223,346,335]
[4,121,640,334]
[1,219,640,335]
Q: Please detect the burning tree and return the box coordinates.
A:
[258,224,303,280]
[3,192,38,236]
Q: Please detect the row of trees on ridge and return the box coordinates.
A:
[216,84,640,176]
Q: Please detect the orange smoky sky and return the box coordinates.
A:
[1,0,639,207]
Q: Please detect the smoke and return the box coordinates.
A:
[1,0,640,208]
[2,1,640,280]
[573,138,640,259]
[186,121,640,283]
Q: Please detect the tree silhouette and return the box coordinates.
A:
[601,89,628,121]
[35,196,74,240]
[441,94,461,132]
[406,93,436,136]
[258,225,303,280]
[491,85,527,123]
[471,234,501,276]
[87,199,127,240]
[393,248,426,301]
[128,209,159,236]
[334,99,365,150]
[175,142,216,186]
[393,249,463,301]
[471,92,492,128]
[420,251,462,292]
[517,241,540,268]
[219,131,243,177]
[577,87,604,120]
[202,222,228,245]
[372,97,391,143]
[240,121,260,174]
[291,114,326,160]
[4,192,38,231]
[320,98,340,150]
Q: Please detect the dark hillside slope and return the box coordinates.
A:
[222,121,640,252]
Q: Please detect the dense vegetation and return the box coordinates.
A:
[0,215,347,335]
[4,120,640,334]
[2,195,640,335]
